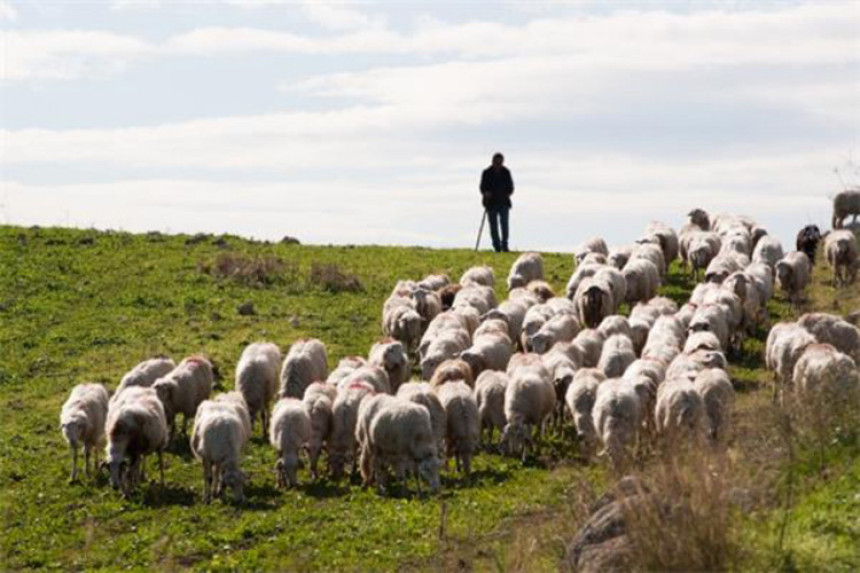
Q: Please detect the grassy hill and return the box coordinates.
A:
[0,225,857,571]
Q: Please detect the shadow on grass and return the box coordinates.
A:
[140,483,197,507]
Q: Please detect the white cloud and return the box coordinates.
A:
[0,1,17,21]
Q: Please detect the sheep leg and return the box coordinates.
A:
[182,415,189,437]
[158,451,165,488]
[203,460,212,503]
[84,444,91,478]
[69,444,78,482]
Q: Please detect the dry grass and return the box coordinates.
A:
[308,262,363,293]
[198,252,298,287]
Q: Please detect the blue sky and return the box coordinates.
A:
[1,0,858,250]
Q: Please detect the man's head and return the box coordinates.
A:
[492,152,504,169]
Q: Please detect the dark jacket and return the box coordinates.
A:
[480,166,514,209]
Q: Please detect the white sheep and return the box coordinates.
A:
[368,339,410,393]
[412,287,443,326]
[356,393,400,486]
[453,283,497,315]
[436,380,480,474]
[529,312,580,355]
[60,383,109,481]
[339,365,391,394]
[105,386,169,496]
[508,252,545,289]
[474,317,510,340]
[792,343,859,405]
[235,341,282,436]
[473,370,509,446]
[623,358,667,387]
[417,273,451,292]
[368,400,442,494]
[574,277,614,329]
[521,303,556,350]
[574,237,609,264]
[397,381,447,460]
[630,243,666,278]
[430,358,475,390]
[564,368,605,455]
[593,267,627,312]
[641,221,680,264]
[655,377,706,446]
[191,399,250,503]
[832,188,860,229]
[598,334,636,378]
[573,328,606,368]
[383,303,423,350]
[565,262,603,300]
[752,235,784,269]
[824,230,858,287]
[705,252,748,284]
[621,258,660,304]
[214,391,252,438]
[797,312,860,365]
[280,339,328,398]
[592,378,640,469]
[482,300,528,347]
[775,251,811,305]
[597,315,633,341]
[325,356,366,387]
[328,381,376,479]
[269,397,311,488]
[693,369,734,445]
[302,382,336,479]
[526,279,557,303]
[153,355,214,437]
[460,265,495,288]
[421,329,471,381]
[460,331,514,379]
[114,357,176,399]
[688,304,731,352]
[501,361,555,461]
[765,322,817,403]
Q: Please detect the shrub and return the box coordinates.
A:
[308,263,363,293]
[199,252,298,287]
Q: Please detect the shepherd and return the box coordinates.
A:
[479,152,514,253]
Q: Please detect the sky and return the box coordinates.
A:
[1,0,859,251]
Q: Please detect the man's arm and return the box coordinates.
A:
[480,169,489,194]
[507,169,514,196]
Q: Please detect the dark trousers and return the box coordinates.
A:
[487,205,509,252]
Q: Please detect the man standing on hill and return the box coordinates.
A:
[480,152,514,253]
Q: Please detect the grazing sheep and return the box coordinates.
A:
[565,262,603,300]
[824,230,858,287]
[421,332,471,381]
[795,224,822,264]
[115,357,176,399]
[417,273,451,292]
[666,350,728,381]
[214,391,252,437]
[705,252,748,284]
[630,243,666,278]
[429,358,475,389]
[832,188,860,229]
[368,400,442,493]
[329,381,375,479]
[693,369,734,445]
[474,370,509,446]
[397,382,447,460]
[326,356,366,387]
[745,262,775,307]
[792,343,859,403]
[412,287,443,327]
[574,277,614,329]
[687,208,712,231]
[608,245,634,270]
[593,267,627,312]
[775,251,812,305]
[153,356,214,437]
[482,300,527,347]
[460,332,514,379]
[302,382,336,479]
[723,271,763,335]
[355,393,399,486]
[622,258,660,304]
[752,235,784,269]
[598,334,636,378]
[436,380,480,474]
[592,378,640,469]
[368,339,410,393]
[105,387,169,496]
[598,315,633,341]
[526,279,556,303]
[765,322,817,403]
[460,265,495,288]
[280,339,328,399]
[623,358,667,387]
[474,317,510,340]
[573,328,606,368]
[642,221,680,264]
[625,373,658,436]
[501,363,555,462]
[270,397,312,488]
[688,304,731,352]
[60,383,109,481]
[521,303,555,350]
[683,330,722,354]
[508,252,544,289]
[383,304,423,350]
[438,284,462,311]
[420,311,471,357]
[529,313,579,355]
[340,365,391,395]
[453,284,497,316]
[564,369,604,454]
[686,231,722,278]
[235,342,281,437]
[574,237,610,264]
[797,312,860,364]
[191,399,250,503]
[655,378,706,446]
[541,344,580,424]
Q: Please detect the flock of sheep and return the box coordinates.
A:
[58,197,860,503]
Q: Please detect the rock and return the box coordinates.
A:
[237,302,256,316]
[281,235,301,245]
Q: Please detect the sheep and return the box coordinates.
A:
[541,344,581,424]
[592,378,640,469]
[420,311,471,357]
[460,265,495,288]
[775,251,812,305]
[683,330,722,354]
[629,297,678,326]
[574,237,609,264]
[325,356,366,387]
[302,382,336,479]
[412,287,443,326]
[438,284,462,311]
[382,304,423,350]
[153,356,214,437]
[421,331,471,381]
[721,271,761,335]
[598,315,633,341]
[641,221,680,264]
[824,230,858,287]
[368,339,410,393]
[529,313,579,355]
[630,243,666,277]
[526,279,556,303]
[460,332,514,379]
[453,284,497,316]
[235,342,281,437]
[397,382,447,460]
[693,369,734,445]
[429,358,475,389]
[436,380,480,474]
[665,349,727,381]
[482,300,527,347]
[608,245,634,270]
[686,208,712,231]
[368,400,442,493]
[214,391,252,438]
[565,262,603,300]
[60,383,109,481]
[191,399,250,503]
[473,370,509,446]
[501,362,555,462]
[328,381,375,479]
[573,328,606,368]
[765,322,817,403]
[114,357,176,399]
[509,286,540,308]
[598,334,636,378]
[574,277,614,329]
[105,386,169,496]
[280,339,328,399]
[705,252,747,284]
[474,317,510,339]
[452,304,482,336]
[832,188,860,229]
[752,235,784,269]
[688,304,731,352]
[270,397,311,488]
[417,273,451,292]
[746,262,775,307]
[797,312,860,364]
[792,343,860,403]
[655,378,706,446]
[355,393,399,485]
[623,358,667,387]
[624,373,658,437]
[564,369,604,454]
[508,252,544,289]
[622,258,659,304]
[340,365,391,394]
[593,267,627,311]
[686,231,722,278]
[795,224,822,264]
[719,229,753,259]
[521,303,555,350]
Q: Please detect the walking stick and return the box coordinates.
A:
[475,210,488,251]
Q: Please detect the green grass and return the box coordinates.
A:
[0,225,857,570]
